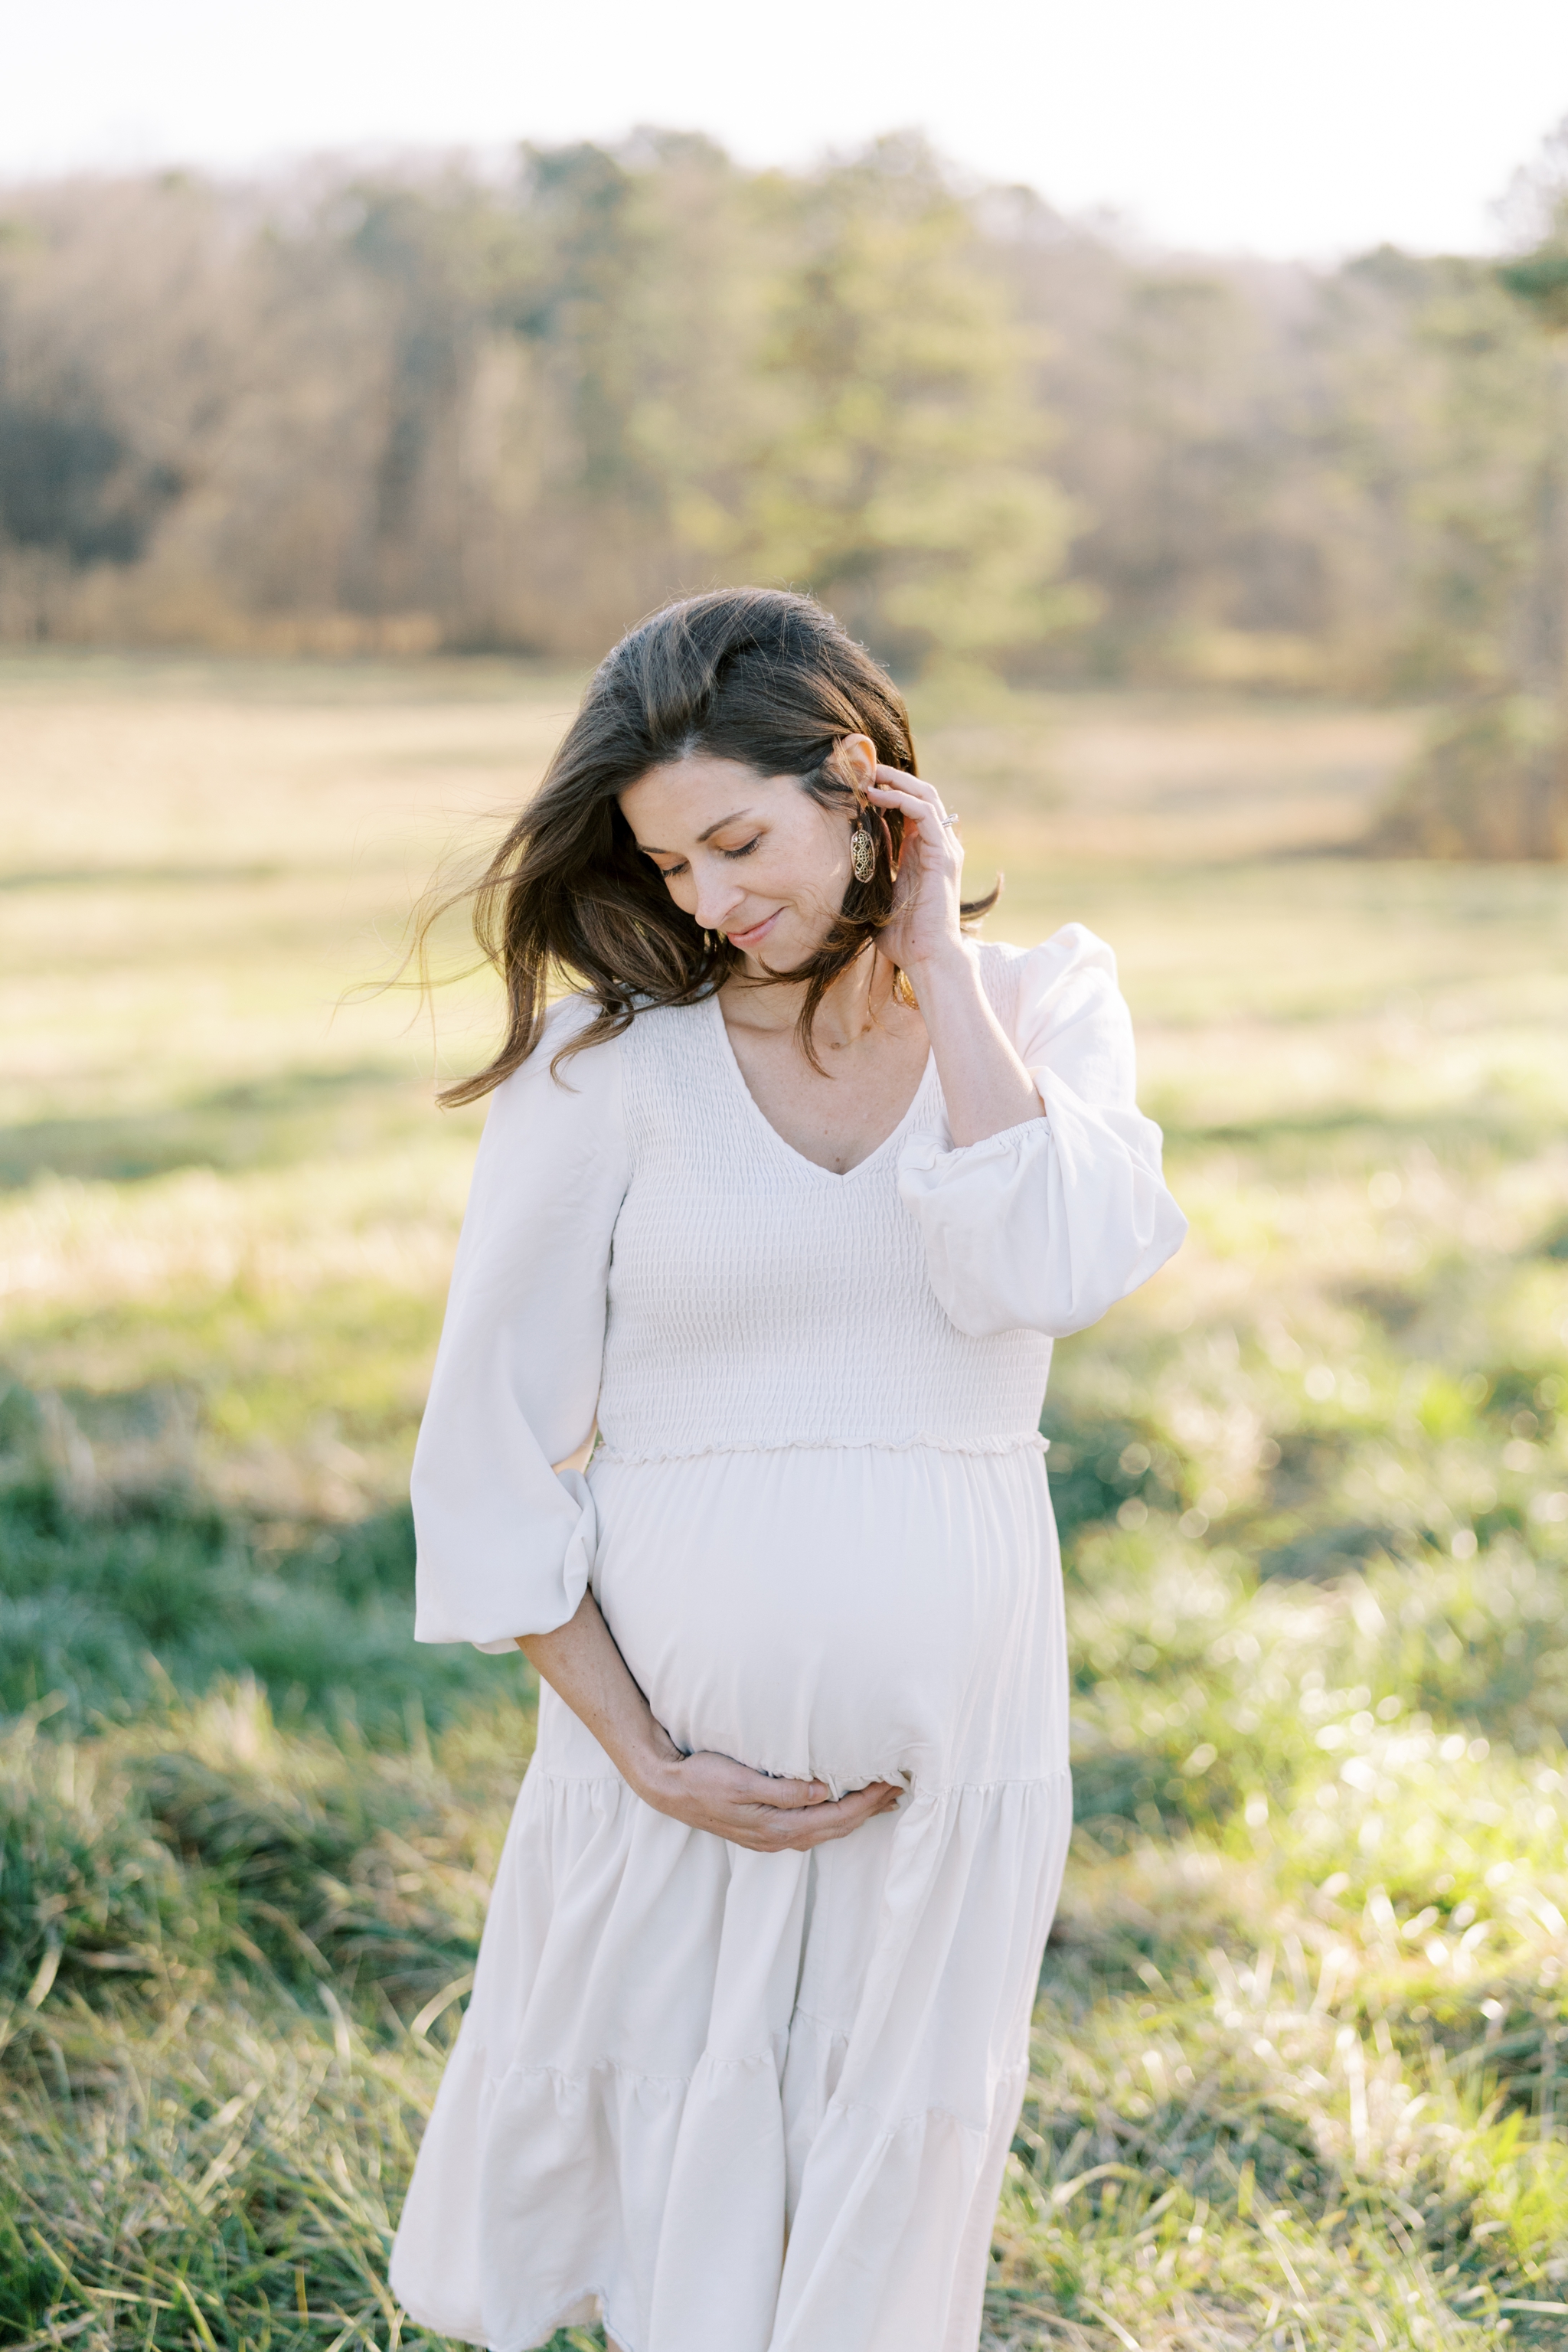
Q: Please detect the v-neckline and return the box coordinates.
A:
[706,993,936,1185]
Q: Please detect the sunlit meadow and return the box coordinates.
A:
[2,655,1566,2350]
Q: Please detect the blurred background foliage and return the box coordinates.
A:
[8,129,1568,848]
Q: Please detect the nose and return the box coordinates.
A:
[691,868,746,930]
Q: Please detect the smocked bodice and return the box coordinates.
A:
[409,926,1186,1651]
[598,996,1051,1461]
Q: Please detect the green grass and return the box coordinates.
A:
[2,657,1566,2348]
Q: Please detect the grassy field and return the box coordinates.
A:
[2,653,1566,2351]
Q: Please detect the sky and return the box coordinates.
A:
[5,0,1568,261]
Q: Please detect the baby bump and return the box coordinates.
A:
[587,1444,1064,1794]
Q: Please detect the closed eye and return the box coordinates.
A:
[651,835,761,882]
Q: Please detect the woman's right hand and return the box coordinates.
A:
[521,1592,900,1852]
[636,1748,903,1851]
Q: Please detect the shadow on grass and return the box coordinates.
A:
[0,1062,424,1187]
[0,1475,498,1736]
[0,1377,493,1735]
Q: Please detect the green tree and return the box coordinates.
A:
[478,134,760,652]
[1370,145,1568,857]
[715,138,1085,678]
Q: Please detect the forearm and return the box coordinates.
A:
[518,1582,899,1851]
[907,941,1044,1147]
[517,1591,681,1798]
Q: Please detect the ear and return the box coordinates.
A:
[836,733,879,795]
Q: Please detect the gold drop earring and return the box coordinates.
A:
[849,821,876,884]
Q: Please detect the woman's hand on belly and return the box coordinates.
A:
[640,1749,902,1852]
[518,1592,900,1851]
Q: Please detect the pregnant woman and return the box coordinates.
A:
[389,588,1186,2352]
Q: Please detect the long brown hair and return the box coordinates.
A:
[420,586,997,1102]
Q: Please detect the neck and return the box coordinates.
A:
[725,940,890,1047]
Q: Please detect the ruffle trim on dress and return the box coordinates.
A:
[493,2047,782,2094]
[440,2030,1027,2154]
[593,1429,1048,1468]
[391,1769,1073,2352]
[393,2039,1031,2352]
[525,1763,1070,1801]
[393,2275,633,2352]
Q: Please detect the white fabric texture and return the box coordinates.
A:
[390,927,1187,2352]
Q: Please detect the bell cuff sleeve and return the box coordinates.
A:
[410,999,630,1649]
[897,926,1187,1339]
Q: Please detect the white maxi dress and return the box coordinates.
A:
[390,926,1187,2352]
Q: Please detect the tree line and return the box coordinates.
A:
[2,132,1566,848]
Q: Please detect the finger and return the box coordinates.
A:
[871,807,959,874]
[742,1785,884,1841]
[691,1754,834,1807]
[782,1796,899,1850]
[766,1780,900,1834]
[870,776,945,813]
[743,1773,832,1808]
[753,1791,877,1833]
[866,780,939,809]
[865,783,956,834]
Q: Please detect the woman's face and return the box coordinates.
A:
[619,750,864,970]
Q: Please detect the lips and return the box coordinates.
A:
[726,909,782,949]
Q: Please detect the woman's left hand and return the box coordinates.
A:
[865,766,967,976]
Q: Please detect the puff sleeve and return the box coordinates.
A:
[410,998,631,1650]
[897,926,1186,1339]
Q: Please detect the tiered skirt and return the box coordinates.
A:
[391,1442,1072,2352]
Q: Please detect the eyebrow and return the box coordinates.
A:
[636,808,756,854]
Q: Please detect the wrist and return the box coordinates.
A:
[622,1725,686,1808]
[900,934,978,986]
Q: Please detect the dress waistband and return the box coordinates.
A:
[591,1431,1049,1468]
